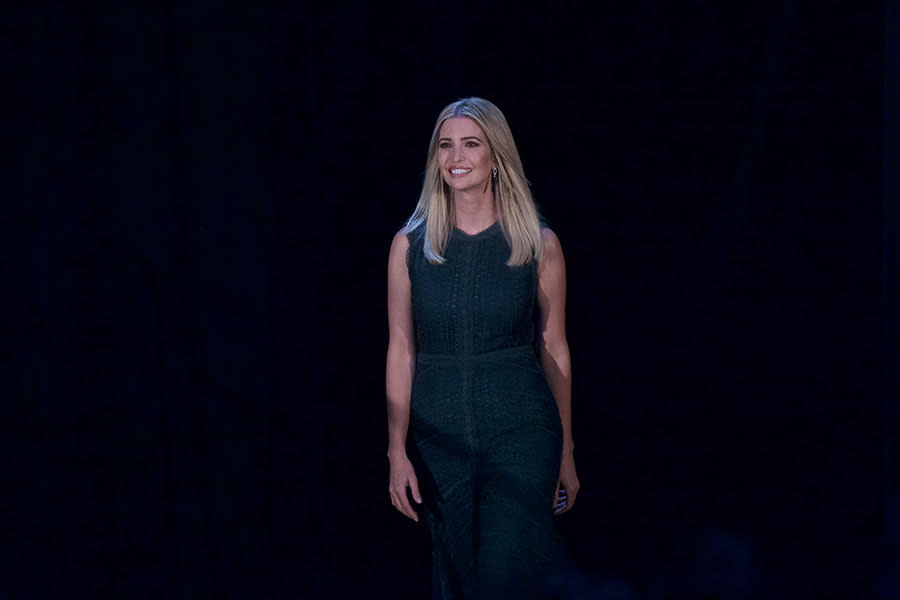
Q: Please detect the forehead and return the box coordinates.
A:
[438,116,486,139]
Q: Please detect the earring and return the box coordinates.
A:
[491,166,498,194]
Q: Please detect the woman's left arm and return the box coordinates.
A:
[537,227,580,514]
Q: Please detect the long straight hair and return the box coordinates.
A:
[403,98,543,266]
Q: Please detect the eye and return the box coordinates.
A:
[438,142,451,149]
[465,141,479,148]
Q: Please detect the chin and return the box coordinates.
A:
[446,179,486,193]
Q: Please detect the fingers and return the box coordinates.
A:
[389,486,418,521]
[387,456,421,523]
[389,479,420,522]
[408,474,422,505]
[554,486,568,515]
[554,479,580,515]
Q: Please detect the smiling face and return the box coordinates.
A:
[437,117,495,194]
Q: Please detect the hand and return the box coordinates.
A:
[388,451,422,522]
[553,449,580,516]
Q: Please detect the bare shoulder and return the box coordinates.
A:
[541,226,561,244]
[540,226,564,261]
[389,228,410,256]
[537,226,566,307]
[393,228,410,247]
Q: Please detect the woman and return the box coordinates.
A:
[386,97,579,599]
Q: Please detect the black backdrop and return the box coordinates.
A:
[7,1,898,598]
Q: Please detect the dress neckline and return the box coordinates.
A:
[453,221,500,241]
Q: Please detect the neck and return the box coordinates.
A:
[452,189,496,233]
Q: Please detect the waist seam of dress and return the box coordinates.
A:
[416,344,535,363]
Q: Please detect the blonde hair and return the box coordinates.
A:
[403,97,544,266]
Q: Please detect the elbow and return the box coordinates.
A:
[387,340,415,369]
[539,336,571,374]
[539,331,569,359]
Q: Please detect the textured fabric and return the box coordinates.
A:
[406,222,567,599]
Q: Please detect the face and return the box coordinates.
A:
[436,117,495,194]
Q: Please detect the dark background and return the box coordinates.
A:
[7,1,898,598]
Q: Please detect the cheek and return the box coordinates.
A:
[437,161,452,182]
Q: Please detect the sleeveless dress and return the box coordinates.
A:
[406,222,568,599]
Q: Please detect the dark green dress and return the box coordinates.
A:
[406,222,567,599]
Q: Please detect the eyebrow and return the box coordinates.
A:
[437,136,482,142]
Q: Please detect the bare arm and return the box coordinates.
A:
[386,231,416,455]
[537,227,580,513]
[537,228,574,451]
[385,230,421,521]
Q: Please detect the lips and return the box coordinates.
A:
[449,168,472,176]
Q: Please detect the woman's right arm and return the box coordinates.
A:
[385,231,422,522]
